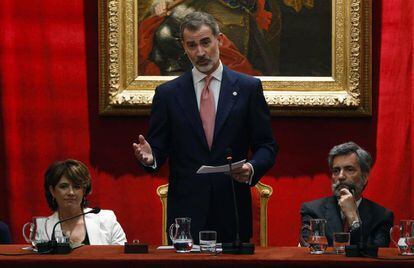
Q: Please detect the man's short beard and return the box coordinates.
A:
[195,61,214,73]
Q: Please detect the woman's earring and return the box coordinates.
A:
[82,196,87,208]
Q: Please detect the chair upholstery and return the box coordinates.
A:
[156,181,273,247]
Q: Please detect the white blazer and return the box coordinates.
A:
[42,208,126,245]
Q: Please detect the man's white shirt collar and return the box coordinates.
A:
[192,61,223,110]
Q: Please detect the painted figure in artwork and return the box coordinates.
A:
[138,0,330,76]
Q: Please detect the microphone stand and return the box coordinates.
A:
[37,208,101,254]
[222,150,255,254]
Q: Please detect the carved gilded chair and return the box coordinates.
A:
[156,181,273,247]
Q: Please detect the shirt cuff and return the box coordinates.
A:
[246,162,254,185]
[141,156,157,169]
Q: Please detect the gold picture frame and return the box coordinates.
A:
[99,0,372,116]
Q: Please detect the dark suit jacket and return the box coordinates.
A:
[300,196,394,247]
[144,66,277,243]
[0,221,11,244]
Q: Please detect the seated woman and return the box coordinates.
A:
[0,221,11,244]
[42,159,126,245]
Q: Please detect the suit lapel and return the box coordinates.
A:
[213,66,239,144]
[358,198,372,236]
[46,212,61,240]
[175,71,209,148]
[84,211,104,245]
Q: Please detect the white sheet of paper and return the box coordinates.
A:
[157,245,200,252]
[196,159,246,174]
[156,244,223,253]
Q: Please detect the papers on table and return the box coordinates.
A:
[156,244,222,253]
[196,159,246,174]
[157,245,200,252]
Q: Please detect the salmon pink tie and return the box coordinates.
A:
[200,75,215,149]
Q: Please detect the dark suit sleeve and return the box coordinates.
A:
[367,210,394,247]
[247,79,278,185]
[142,86,170,172]
[349,224,363,246]
[350,207,394,247]
[0,221,11,244]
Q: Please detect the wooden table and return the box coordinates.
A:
[0,245,413,268]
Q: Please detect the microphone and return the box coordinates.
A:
[222,148,254,254]
[37,207,101,254]
[226,149,241,244]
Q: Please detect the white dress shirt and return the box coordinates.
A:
[192,61,223,110]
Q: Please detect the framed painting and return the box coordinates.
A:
[99,0,372,116]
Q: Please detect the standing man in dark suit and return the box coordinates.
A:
[133,11,277,243]
[300,142,393,247]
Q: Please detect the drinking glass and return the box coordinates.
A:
[199,231,217,253]
[333,232,350,254]
[54,230,70,244]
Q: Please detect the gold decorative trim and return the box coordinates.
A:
[156,183,168,246]
[349,0,361,97]
[99,0,372,116]
[104,0,121,105]
[255,181,273,247]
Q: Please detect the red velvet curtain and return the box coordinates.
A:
[0,0,92,238]
[0,0,413,246]
[367,0,414,217]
